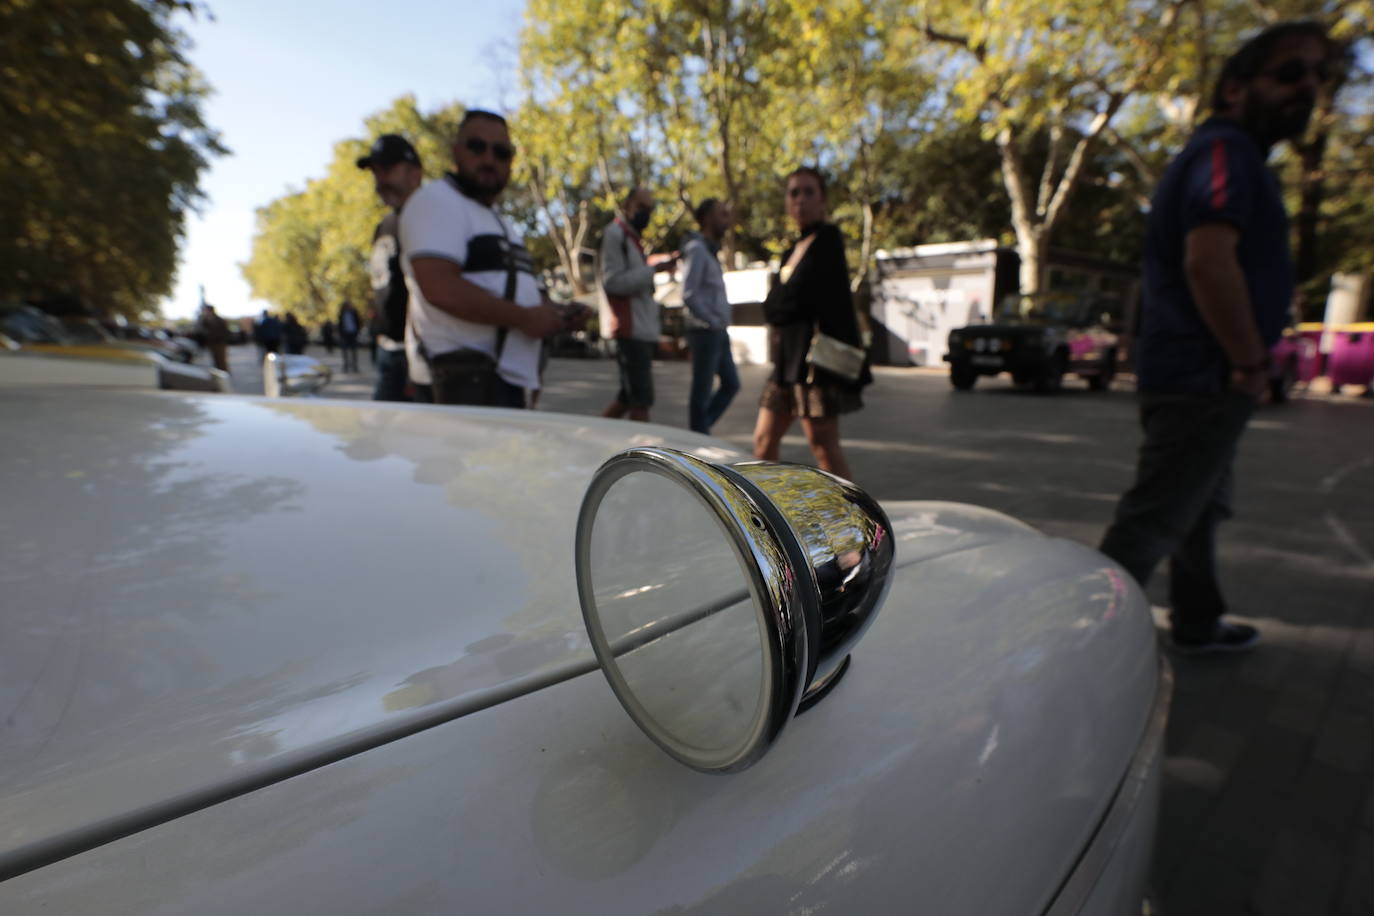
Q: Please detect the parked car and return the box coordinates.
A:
[945,295,1121,392]
[0,386,1167,914]
[104,321,197,363]
[1270,321,1374,400]
[0,304,228,392]
[58,315,176,358]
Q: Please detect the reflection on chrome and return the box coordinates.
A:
[611,583,668,601]
[263,353,331,397]
[727,460,894,694]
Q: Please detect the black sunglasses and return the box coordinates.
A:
[1264,58,1331,85]
[463,137,515,162]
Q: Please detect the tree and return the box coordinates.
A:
[1104,2,1373,313]
[512,11,625,296]
[0,0,225,318]
[920,0,1189,297]
[240,96,463,325]
[1250,1,1373,299]
[772,0,937,289]
[517,0,805,269]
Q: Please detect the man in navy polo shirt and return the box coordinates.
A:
[1100,21,1332,654]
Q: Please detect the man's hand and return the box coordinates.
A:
[1229,363,1269,399]
[518,303,566,339]
[560,302,593,331]
[647,251,679,272]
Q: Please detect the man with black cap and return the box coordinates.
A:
[357,133,426,401]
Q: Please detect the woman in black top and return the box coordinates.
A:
[752,167,870,480]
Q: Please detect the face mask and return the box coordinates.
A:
[630,209,652,232]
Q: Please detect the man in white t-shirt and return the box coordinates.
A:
[399,109,574,407]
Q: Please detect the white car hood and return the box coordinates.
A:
[0,389,1044,873]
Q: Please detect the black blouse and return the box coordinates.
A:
[762,222,870,387]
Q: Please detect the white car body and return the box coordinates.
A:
[0,389,1165,914]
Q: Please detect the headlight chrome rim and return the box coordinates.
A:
[575,448,812,773]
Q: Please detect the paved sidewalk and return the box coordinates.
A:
[220,343,1374,914]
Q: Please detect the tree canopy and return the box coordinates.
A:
[1,0,225,318]
[240,1,1374,324]
[240,96,464,325]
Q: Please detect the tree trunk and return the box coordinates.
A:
[1293,81,1342,313]
[854,199,874,294]
[1016,227,1046,302]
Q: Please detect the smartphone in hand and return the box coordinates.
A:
[559,302,593,330]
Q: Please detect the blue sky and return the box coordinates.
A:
[165,0,526,320]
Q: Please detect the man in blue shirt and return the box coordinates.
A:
[1100,21,1332,653]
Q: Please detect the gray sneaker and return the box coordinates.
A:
[1172,621,1260,655]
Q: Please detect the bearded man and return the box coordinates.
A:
[1100,21,1333,654]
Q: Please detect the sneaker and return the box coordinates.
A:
[1172,621,1261,655]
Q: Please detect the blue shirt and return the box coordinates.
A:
[1137,117,1293,393]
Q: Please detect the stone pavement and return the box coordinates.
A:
[221,343,1374,914]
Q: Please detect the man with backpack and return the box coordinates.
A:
[598,187,678,422]
[356,136,424,401]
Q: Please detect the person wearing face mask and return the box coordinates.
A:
[1099,21,1333,655]
[356,133,426,401]
[599,187,678,422]
[399,109,577,407]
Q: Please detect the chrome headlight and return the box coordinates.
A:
[576,448,894,773]
[263,353,332,397]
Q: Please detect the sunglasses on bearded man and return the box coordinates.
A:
[1263,58,1331,85]
[463,137,516,162]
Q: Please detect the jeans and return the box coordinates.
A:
[1098,390,1255,639]
[373,348,411,402]
[687,328,740,434]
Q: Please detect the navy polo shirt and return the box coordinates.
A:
[1136,117,1293,393]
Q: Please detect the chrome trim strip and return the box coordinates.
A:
[1042,656,1174,916]
[0,655,607,884]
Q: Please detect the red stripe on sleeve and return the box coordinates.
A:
[1210,139,1228,210]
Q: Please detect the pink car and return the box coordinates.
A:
[1270,323,1374,401]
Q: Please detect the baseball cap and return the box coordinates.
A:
[355,134,421,169]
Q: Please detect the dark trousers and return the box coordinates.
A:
[429,349,527,408]
[1098,390,1254,639]
[208,343,229,373]
[687,328,740,434]
[339,334,359,372]
[373,348,411,402]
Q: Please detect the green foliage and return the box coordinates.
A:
[240,96,463,325]
[243,0,1374,319]
[0,0,225,318]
